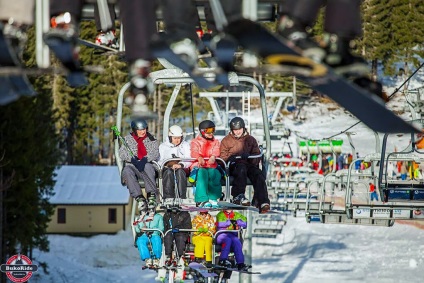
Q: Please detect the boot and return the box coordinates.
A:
[147,194,157,209]
[135,196,148,213]
[237,263,251,272]
[127,59,157,120]
[277,15,325,62]
[218,259,233,268]
[323,34,369,76]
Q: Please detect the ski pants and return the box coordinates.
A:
[230,163,270,207]
[195,168,222,203]
[216,232,244,264]
[122,163,157,199]
[192,235,213,262]
[164,232,188,258]
[279,0,362,39]
[136,234,162,260]
[370,191,379,201]
[119,0,198,62]
[162,167,188,199]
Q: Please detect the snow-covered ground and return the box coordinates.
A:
[29,67,424,283]
[30,103,424,283]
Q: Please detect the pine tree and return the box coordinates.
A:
[0,24,61,269]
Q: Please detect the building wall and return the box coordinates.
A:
[47,204,129,234]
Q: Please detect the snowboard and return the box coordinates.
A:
[212,264,260,274]
[0,24,36,98]
[217,201,259,212]
[225,19,419,134]
[43,30,88,87]
[150,36,216,89]
[188,262,218,277]
[179,205,222,212]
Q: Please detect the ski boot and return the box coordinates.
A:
[232,193,250,206]
[135,196,148,212]
[260,203,270,214]
[237,263,251,272]
[43,12,88,87]
[152,258,160,268]
[277,15,326,63]
[145,258,153,268]
[126,59,157,120]
[146,194,157,221]
[322,34,369,76]
[218,259,233,269]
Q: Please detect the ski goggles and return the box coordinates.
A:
[202,127,215,134]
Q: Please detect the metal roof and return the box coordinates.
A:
[50,166,129,205]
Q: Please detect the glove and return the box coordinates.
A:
[198,227,208,233]
[230,219,237,226]
[236,219,247,228]
[131,157,147,172]
[172,228,180,233]
[228,155,237,163]
[241,153,249,160]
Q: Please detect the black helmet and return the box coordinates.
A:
[131,118,148,132]
[199,120,215,131]
[229,117,245,130]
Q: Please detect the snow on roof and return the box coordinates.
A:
[50,165,129,205]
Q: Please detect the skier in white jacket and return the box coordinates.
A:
[159,125,192,200]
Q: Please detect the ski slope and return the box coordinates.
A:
[31,97,424,283]
[30,212,424,283]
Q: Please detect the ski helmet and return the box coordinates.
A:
[168,125,183,144]
[168,125,183,137]
[131,118,148,133]
[199,120,215,139]
[229,117,245,130]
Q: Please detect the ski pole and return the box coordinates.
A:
[111,125,136,158]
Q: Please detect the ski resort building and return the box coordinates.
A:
[47,166,131,234]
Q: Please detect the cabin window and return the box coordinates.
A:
[57,208,66,224]
[108,208,117,224]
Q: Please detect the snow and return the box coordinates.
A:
[50,166,129,205]
[29,68,424,283]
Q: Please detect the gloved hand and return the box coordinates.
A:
[222,219,232,227]
[236,219,247,228]
[228,155,237,164]
[131,157,147,172]
[241,153,250,160]
[198,227,208,233]
[230,219,237,226]
[172,228,180,233]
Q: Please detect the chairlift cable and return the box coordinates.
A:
[318,62,424,140]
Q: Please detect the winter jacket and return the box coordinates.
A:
[192,212,216,236]
[159,139,192,168]
[163,211,192,232]
[190,135,220,170]
[119,132,160,163]
[220,131,260,166]
[216,210,247,231]
[134,213,164,237]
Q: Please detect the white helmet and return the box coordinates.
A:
[168,125,183,137]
